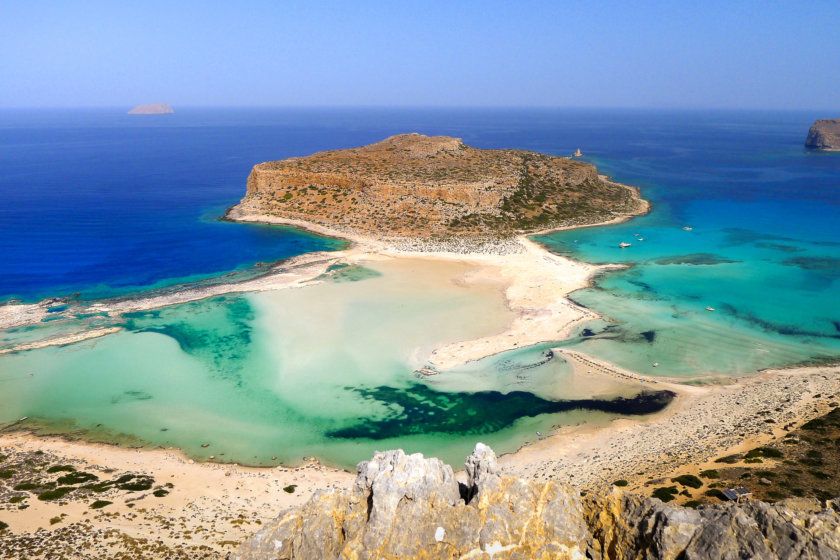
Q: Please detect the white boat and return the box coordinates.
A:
[619,242,631,248]
[638,238,644,241]
[706,306,715,311]
[683,226,693,231]
[572,148,582,157]
[652,362,659,367]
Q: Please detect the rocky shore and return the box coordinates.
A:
[235,443,840,559]
[806,118,840,150]
[228,133,647,239]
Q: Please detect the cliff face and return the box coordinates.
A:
[805,119,840,150]
[234,444,840,560]
[229,134,646,238]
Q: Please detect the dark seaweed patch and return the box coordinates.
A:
[110,390,153,404]
[327,383,674,440]
[781,257,840,278]
[653,253,740,266]
[721,228,797,247]
[640,330,656,343]
[755,242,804,253]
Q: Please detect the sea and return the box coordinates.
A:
[0,108,838,468]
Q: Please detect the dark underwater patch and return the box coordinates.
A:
[110,390,153,404]
[781,257,840,278]
[721,228,797,247]
[640,330,656,343]
[755,242,804,253]
[327,383,675,440]
[121,296,255,383]
[653,253,740,266]
[728,307,840,341]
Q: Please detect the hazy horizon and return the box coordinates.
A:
[2,1,839,111]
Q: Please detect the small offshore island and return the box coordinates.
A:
[3,134,840,559]
[805,118,840,150]
[127,103,174,115]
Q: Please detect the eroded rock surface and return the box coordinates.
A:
[806,119,840,150]
[228,133,646,239]
[235,444,840,560]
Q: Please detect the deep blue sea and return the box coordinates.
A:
[1,108,838,467]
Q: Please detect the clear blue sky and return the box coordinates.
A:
[2,0,838,109]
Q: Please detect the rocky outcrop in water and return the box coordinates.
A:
[805,119,840,150]
[228,133,647,239]
[127,103,174,114]
[234,444,840,559]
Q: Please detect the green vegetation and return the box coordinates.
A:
[714,454,740,464]
[704,489,725,500]
[9,496,26,504]
[283,484,297,494]
[57,471,98,485]
[652,486,679,502]
[153,489,169,497]
[0,521,8,531]
[745,447,783,459]
[38,486,76,501]
[90,500,112,509]
[612,479,628,487]
[46,465,75,473]
[684,500,702,509]
[13,482,38,491]
[671,474,703,488]
[699,469,720,479]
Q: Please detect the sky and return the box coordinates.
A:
[2,0,839,109]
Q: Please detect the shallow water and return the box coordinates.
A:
[533,114,840,377]
[0,259,656,468]
[2,108,837,466]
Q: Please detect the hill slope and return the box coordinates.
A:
[228,133,647,239]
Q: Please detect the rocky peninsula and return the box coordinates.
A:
[127,103,174,115]
[227,133,647,243]
[805,119,840,150]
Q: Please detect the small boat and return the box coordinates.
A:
[638,238,644,241]
[652,363,659,367]
[572,148,582,157]
[633,233,639,237]
[619,242,631,248]
[683,226,693,231]
[706,306,715,311]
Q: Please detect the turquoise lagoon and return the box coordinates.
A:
[0,260,661,468]
[1,109,838,468]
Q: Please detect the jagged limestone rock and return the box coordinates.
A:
[234,444,588,560]
[235,445,840,560]
[586,490,840,560]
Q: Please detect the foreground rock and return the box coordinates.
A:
[228,133,646,239]
[234,444,840,559]
[127,103,174,114]
[805,119,840,150]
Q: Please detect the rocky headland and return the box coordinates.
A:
[235,443,840,560]
[226,133,647,243]
[127,103,174,115]
[805,119,840,150]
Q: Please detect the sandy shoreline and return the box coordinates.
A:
[3,198,839,555]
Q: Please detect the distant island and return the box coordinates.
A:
[805,119,840,150]
[127,103,174,115]
[227,133,647,240]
